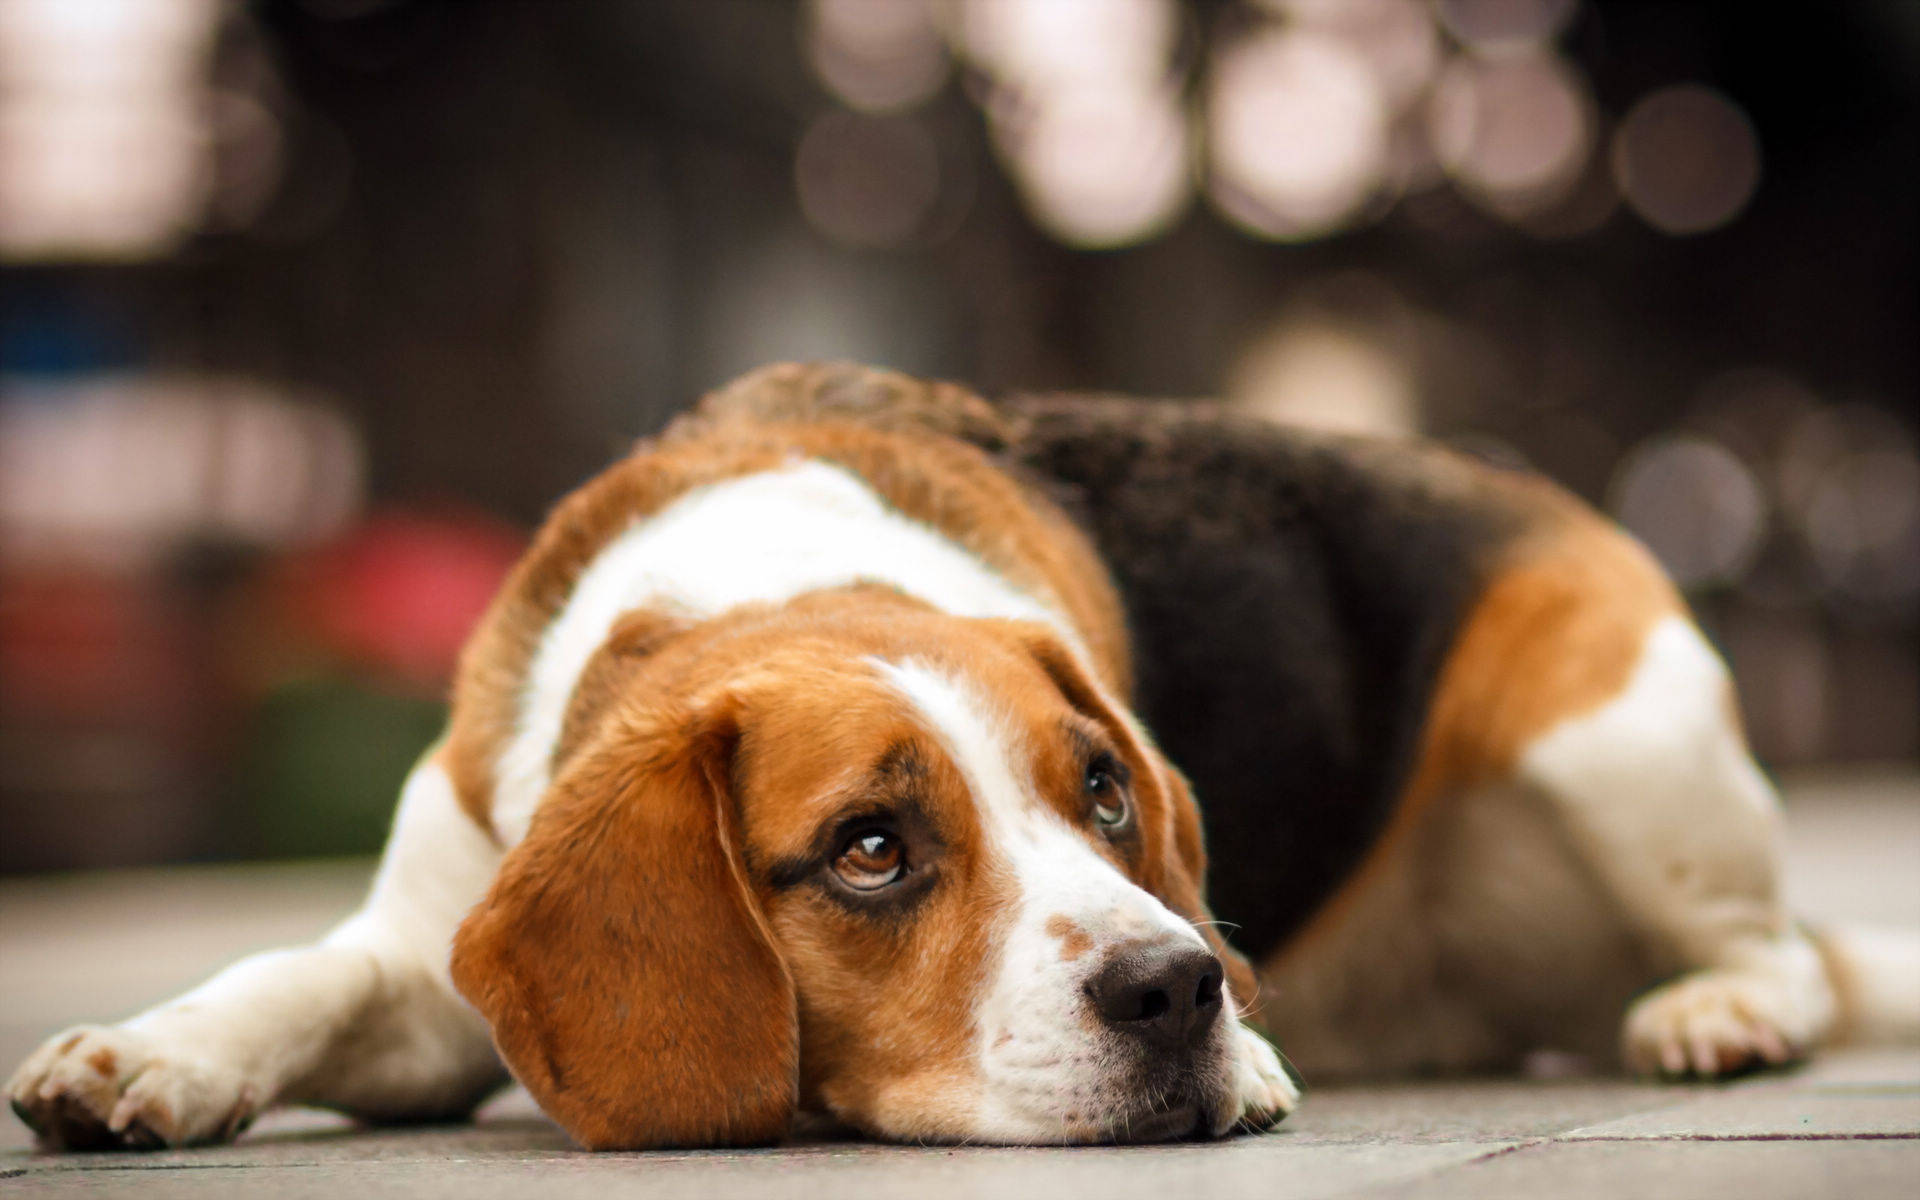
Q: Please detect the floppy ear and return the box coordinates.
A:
[449,701,797,1149]
[1007,625,1267,1025]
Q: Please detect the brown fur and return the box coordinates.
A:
[445,416,1129,835]
[1412,508,1681,789]
[692,361,1020,450]
[1047,916,1093,962]
[552,608,691,774]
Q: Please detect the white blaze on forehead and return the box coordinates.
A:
[874,658,1209,1140]
[872,658,1202,938]
[872,659,1047,853]
[493,460,1084,846]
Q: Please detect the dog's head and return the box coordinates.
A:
[450,589,1269,1149]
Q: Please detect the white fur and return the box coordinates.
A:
[8,756,506,1144]
[1819,925,1920,1043]
[1519,618,1836,1073]
[875,660,1292,1140]
[493,461,1080,846]
[1519,616,1787,956]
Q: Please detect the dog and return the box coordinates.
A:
[9,372,1298,1151]
[11,362,1915,1152]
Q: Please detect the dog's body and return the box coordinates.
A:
[11,363,1916,1153]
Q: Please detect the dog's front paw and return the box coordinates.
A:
[8,1025,260,1151]
[1214,1023,1300,1135]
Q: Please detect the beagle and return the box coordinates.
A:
[9,383,1298,1150]
[694,363,1919,1082]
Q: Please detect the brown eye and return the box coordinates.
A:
[1086,755,1129,830]
[833,829,907,890]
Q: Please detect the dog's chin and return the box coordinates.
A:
[878,1083,1228,1146]
[1104,1098,1213,1144]
[1098,1044,1237,1143]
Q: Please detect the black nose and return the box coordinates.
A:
[1085,939,1225,1048]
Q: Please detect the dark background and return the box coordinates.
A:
[2,0,1914,872]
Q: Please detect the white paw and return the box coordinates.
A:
[1214,1024,1300,1135]
[1622,971,1812,1079]
[8,1025,260,1151]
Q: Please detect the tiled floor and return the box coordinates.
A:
[3,769,1915,1198]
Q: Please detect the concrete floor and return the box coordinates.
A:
[3,769,1916,1198]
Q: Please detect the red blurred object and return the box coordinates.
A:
[0,574,196,722]
[0,571,225,869]
[278,510,525,692]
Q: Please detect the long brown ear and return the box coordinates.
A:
[449,702,797,1149]
[1006,624,1266,1024]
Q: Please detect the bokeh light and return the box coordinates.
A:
[0,0,222,259]
[991,82,1190,249]
[1272,0,1442,112]
[805,0,950,114]
[810,0,1627,248]
[1612,84,1761,235]
[1686,367,1821,480]
[959,0,1177,95]
[1805,450,1920,602]
[206,88,285,230]
[1610,434,1768,589]
[1207,27,1390,241]
[1428,52,1593,218]
[1779,405,1920,606]
[1228,317,1418,436]
[960,0,1189,249]
[0,377,364,571]
[1433,0,1577,56]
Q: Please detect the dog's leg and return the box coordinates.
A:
[1254,781,1563,1080]
[8,754,507,1149]
[1519,616,1836,1078]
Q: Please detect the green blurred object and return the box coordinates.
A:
[238,676,447,859]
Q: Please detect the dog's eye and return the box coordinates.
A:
[1086,755,1129,830]
[833,829,907,890]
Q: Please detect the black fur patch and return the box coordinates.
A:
[994,397,1536,960]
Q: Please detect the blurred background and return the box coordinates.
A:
[0,0,1913,874]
